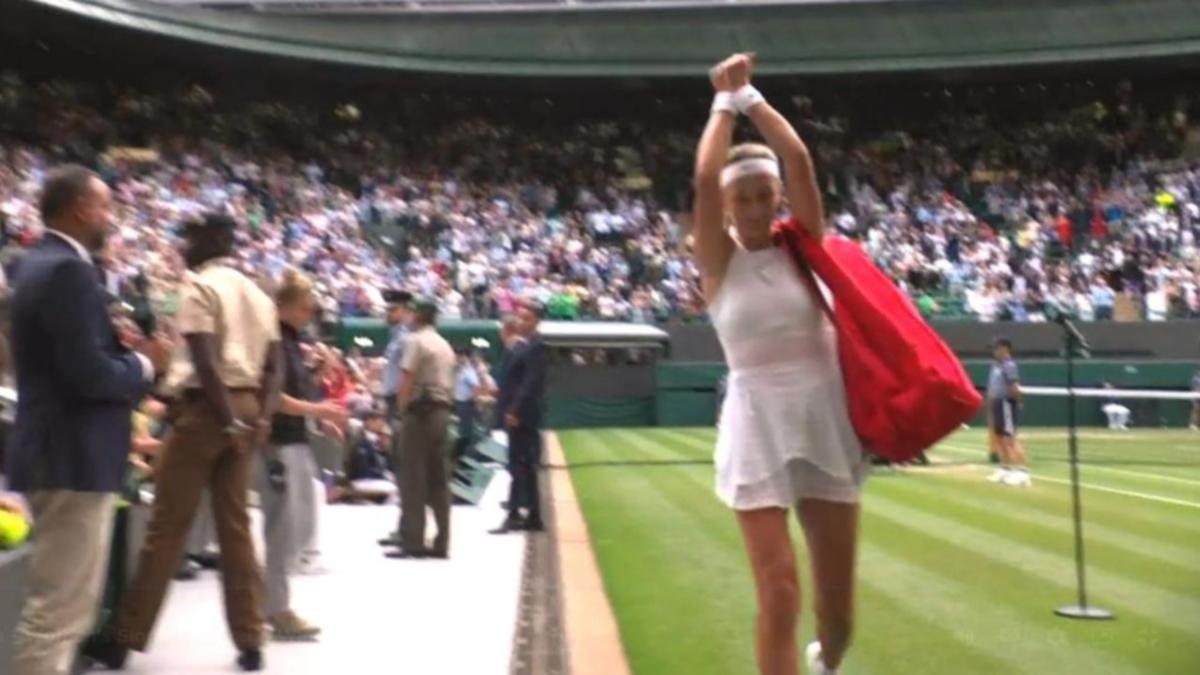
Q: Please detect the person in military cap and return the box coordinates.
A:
[384,298,456,559]
[377,288,413,548]
[380,288,414,418]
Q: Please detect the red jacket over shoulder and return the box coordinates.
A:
[772,218,981,461]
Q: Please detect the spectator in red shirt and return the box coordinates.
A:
[1056,214,1073,249]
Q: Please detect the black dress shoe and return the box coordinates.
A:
[237,648,263,671]
[523,518,546,532]
[425,549,449,560]
[81,634,129,670]
[377,537,400,547]
[384,548,427,559]
[489,518,524,535]
[191,553,220,570]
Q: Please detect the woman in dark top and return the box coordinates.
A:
[259,270,347,640]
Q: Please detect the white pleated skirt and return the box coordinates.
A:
[715,361,868,510]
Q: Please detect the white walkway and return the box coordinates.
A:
[118,475,524,674]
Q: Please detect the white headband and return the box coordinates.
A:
[719,158,781,188]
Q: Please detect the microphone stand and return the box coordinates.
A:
[1053,315,1114,621]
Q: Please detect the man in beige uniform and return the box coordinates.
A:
[386,299,456,560]
[85,213,282,672]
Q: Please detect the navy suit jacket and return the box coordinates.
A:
[497,334,547,430]
[6,235,146,492]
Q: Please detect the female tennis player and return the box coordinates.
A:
[693,53,868,675]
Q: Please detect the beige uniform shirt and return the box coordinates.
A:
[400,325,456,406]
[163,257,280,393]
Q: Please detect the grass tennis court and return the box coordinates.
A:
[559,427,1200,675]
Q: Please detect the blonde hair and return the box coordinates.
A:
[276,269,314,307]
[725,143,777,167]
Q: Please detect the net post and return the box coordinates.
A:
[1056,327,1115,622]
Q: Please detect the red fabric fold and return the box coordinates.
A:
[772,218,982,461]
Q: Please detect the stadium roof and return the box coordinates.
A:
[6,0,1200,76]
[147,0,917,12]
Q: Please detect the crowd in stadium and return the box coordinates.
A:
[1,69,1198,327]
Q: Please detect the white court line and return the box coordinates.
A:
[936,442,1200,488]
[1087,466,1200,488]
[934,443,1200,510]
[1017,431,1198,443]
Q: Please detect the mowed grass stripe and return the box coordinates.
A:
[566,431,1007,675]
[861,503,1185,675]
[864,490,1200,640]
[614,429,1124,673]
[932,435,1200,501]
[585,430,1128,674]
[1020,453,1200,498]
[669,427,1200,539]
[844,576,1016,675]
[872,475,1200,597]
[676,425,1200,658]
[1081,463,1200,488]
[579,430,1035,675]
[640,428,716,460]
[564,427,1200,672]
[603,430,895,675]
[905,455,1200,542]
[958,429,1200,481]
[935,443,1200,514]
[568,429,1200,674]
[561,431,768,675]
[877,471,1200,575]
[856,536,1145,675]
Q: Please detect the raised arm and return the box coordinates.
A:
[692,59,740,303]
[741,78,826,240]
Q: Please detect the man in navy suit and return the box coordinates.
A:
[491,302,548,533]
[7,165,169,675]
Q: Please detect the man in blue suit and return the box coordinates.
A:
[7,165,169,675]
[490,302,548,534]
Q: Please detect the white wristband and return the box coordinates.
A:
[732,84,766,114]
[710,92,737,117]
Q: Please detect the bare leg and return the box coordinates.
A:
[798,499,859,671]
[735,507,801,675]
[1005,436,1028,468]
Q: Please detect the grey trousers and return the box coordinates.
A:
[12,491,116,675]
[390,417,405,538]
[296,475,320,567]
[258,443,319,617]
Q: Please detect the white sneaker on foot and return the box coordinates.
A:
[1003,470,1032,488]
[805,641,838,675]
[987,468,1009,483]
[294,555,330,576]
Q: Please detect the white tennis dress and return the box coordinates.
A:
[710,244,868,509]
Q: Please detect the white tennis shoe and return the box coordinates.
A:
[805,641,838,675]
[1002,469,1032,488]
